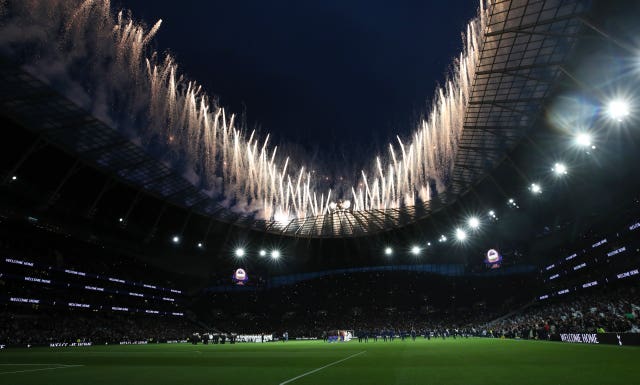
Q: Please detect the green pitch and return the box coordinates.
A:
[1,338,638,385]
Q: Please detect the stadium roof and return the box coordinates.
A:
[0,0,592,239]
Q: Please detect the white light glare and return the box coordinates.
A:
[172,235,180,244]
[552,163,567,176]
[234,248,245,258]
[259,249,267,257]
[118,217,123,222]
[11,176,17,181]
[575,133,592,147]
[455,228,467,241]
[468,217,480,229]
[342,200,351,209]
[271,250,281,259]
[329,202,337,211]
[439,235,447,242]
[410,245,421,255]
[488,210,496,217]
[606,99,630,122]
[197,242,203,248]
[530,183,542,194]
[384,247,393,256]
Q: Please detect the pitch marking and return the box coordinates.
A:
[0,364,83,375]
[279,351,366,385]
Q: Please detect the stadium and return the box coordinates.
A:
[1,0,639,384]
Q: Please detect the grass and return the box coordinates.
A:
[0,338,638,385]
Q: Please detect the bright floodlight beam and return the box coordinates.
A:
[171,235,180,244]
[259,249,267,257]
[606,99,630,122]
[384,247,393,256]
[552,162,567,176]
[271,250,281,259]
[455,228,467,241]
[530,183,542,194]
[575,133,592,147]
[468,216,480,229]
[234,248,245,257]
[410,245,421,255]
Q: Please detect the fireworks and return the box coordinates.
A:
[0,0,488,222]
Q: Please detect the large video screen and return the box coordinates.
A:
[232,268,248,285]
[485,249,502,269]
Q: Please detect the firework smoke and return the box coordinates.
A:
[0,0,488,223]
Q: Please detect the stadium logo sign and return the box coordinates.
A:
[560,334,599,344]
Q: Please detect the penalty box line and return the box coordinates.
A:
[279,351,366,385]
[0,364,84,375]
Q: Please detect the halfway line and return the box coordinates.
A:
[279,351,366,385]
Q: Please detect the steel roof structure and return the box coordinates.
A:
[0,0,591,238]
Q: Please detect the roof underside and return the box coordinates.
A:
[0,0,590,238]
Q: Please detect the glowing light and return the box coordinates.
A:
[468,217,480,229]
[234,248,245,258]
[329,202,338,211]
[455,228,467,241]
[11,176,17,181]
[197,242,203,248]
[273,212,290,224]
[259,249,267,257]
[530,183,542,194]
[342,200,351,209]
[271,250,281,259]
[118,217,123,222]
[575,133,592,147]
[171,235,180,244]
[552,163,567,176]
[426,242,431,246]
[410,245,421,255]
[384,247,393,256]
[606,99,630,122]
[438,235,447,243]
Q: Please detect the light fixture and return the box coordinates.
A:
[172,235,180,244]
[530,183,542,194]
[439,235,447,243]
[384,247,393,256]
[575,133,592,147]
[468,217,480,229]
[235,248,245,258]
[552,163,567,176]
[455,228,467,241]
[259,249,267,257]
[605,99,630,122]
[197,242,203,248]
[271,250,281,259]
[410,245,421,255]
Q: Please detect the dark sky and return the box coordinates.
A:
[118,0,477,169]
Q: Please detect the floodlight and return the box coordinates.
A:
[552,163,567,176]
[11,176,17,181]
[575,133,592,147]
[410,245,421,255]
[439,235,447,243]
[455,228,467,241]
[259,249,267,257]
[197,242,203,248]
[384,247,393,256]
[606,99,630,122]
[271,250,281,259]
[235,248,245,258]
[530,183,542,194]
[172,235,180,244]
[468,217,480,229]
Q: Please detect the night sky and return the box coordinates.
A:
[118,0,477,170]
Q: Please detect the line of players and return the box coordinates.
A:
[354,329,472,342]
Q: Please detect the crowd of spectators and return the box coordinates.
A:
[485,285,640,338]
[0,306,195,346]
